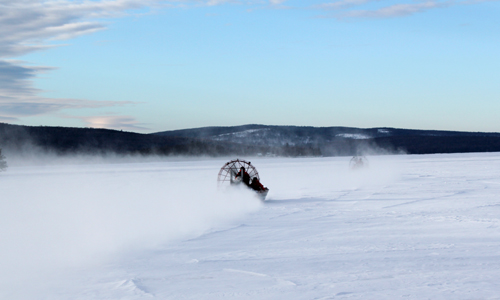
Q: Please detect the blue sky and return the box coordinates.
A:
[1,0,499,133]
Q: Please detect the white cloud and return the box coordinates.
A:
[0,115,18,122]
[206,0,234,6]
[339,1,449,18]
[0,0,156,59]
[0,0,494,127]
[313,0,488,19]
[315,0,374,10]
[1,0,274,125]
[269,0,288,4]
[0,60,130,122]
[0,0,153,125]
[70,115,149,131]
[0,97,130,117]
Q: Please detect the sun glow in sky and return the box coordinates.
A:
[1,0,499,133]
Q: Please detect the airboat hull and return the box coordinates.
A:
[257,189,269,201]
[230,181,269,200]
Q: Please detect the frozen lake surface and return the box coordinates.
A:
[2,153,500,299]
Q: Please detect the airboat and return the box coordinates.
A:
[217,159,269,200]
[349,156,369,170]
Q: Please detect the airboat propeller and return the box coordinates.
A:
[218,159,269,200]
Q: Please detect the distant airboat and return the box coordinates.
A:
[218,159,269,200]
[349,156,368,170]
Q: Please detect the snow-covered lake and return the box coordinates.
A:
[1,153,500,299]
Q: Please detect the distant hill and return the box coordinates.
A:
[153,124,500,141]
[0,123,315,157]
[1,122,500,157]
[153,125,500,156]
[0,123,188,155]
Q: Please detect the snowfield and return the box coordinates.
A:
[1,153,500,299]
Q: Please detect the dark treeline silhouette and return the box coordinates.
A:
[0,123,320,157]
[0,123,189,155]
[372,136,500,154]
[1,122,500,157]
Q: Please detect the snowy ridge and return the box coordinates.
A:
[214,128,270,139]
[212,128,313,146]
[336,133,372,139]
[153,125,500,155]
[377,129,391,134]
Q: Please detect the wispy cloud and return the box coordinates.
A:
[0,0,493,128]
[315,0,375,10]
[0,60,50,95]
[0,0,157,59]
[0,96,130,118]
[71,115,149,131]
[313,0,496,19]
[1,0,285,126]
[339,1,451,19]
[269,0,288,4]
[0,115,18,122]
[0,59,130,122]
[206,0,234,6]
[0,0,155,125]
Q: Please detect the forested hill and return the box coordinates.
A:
[153,124,500,140]
[153,125,500,156]
[0,123,316,157]
[0,123,189,155]
[1,122,500,157]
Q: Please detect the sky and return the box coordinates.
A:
[1,0,499,133]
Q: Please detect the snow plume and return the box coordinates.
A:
[0,159,262,298]
[249,156,403,202]
[356,139,408,156]
[318,136,407,157]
